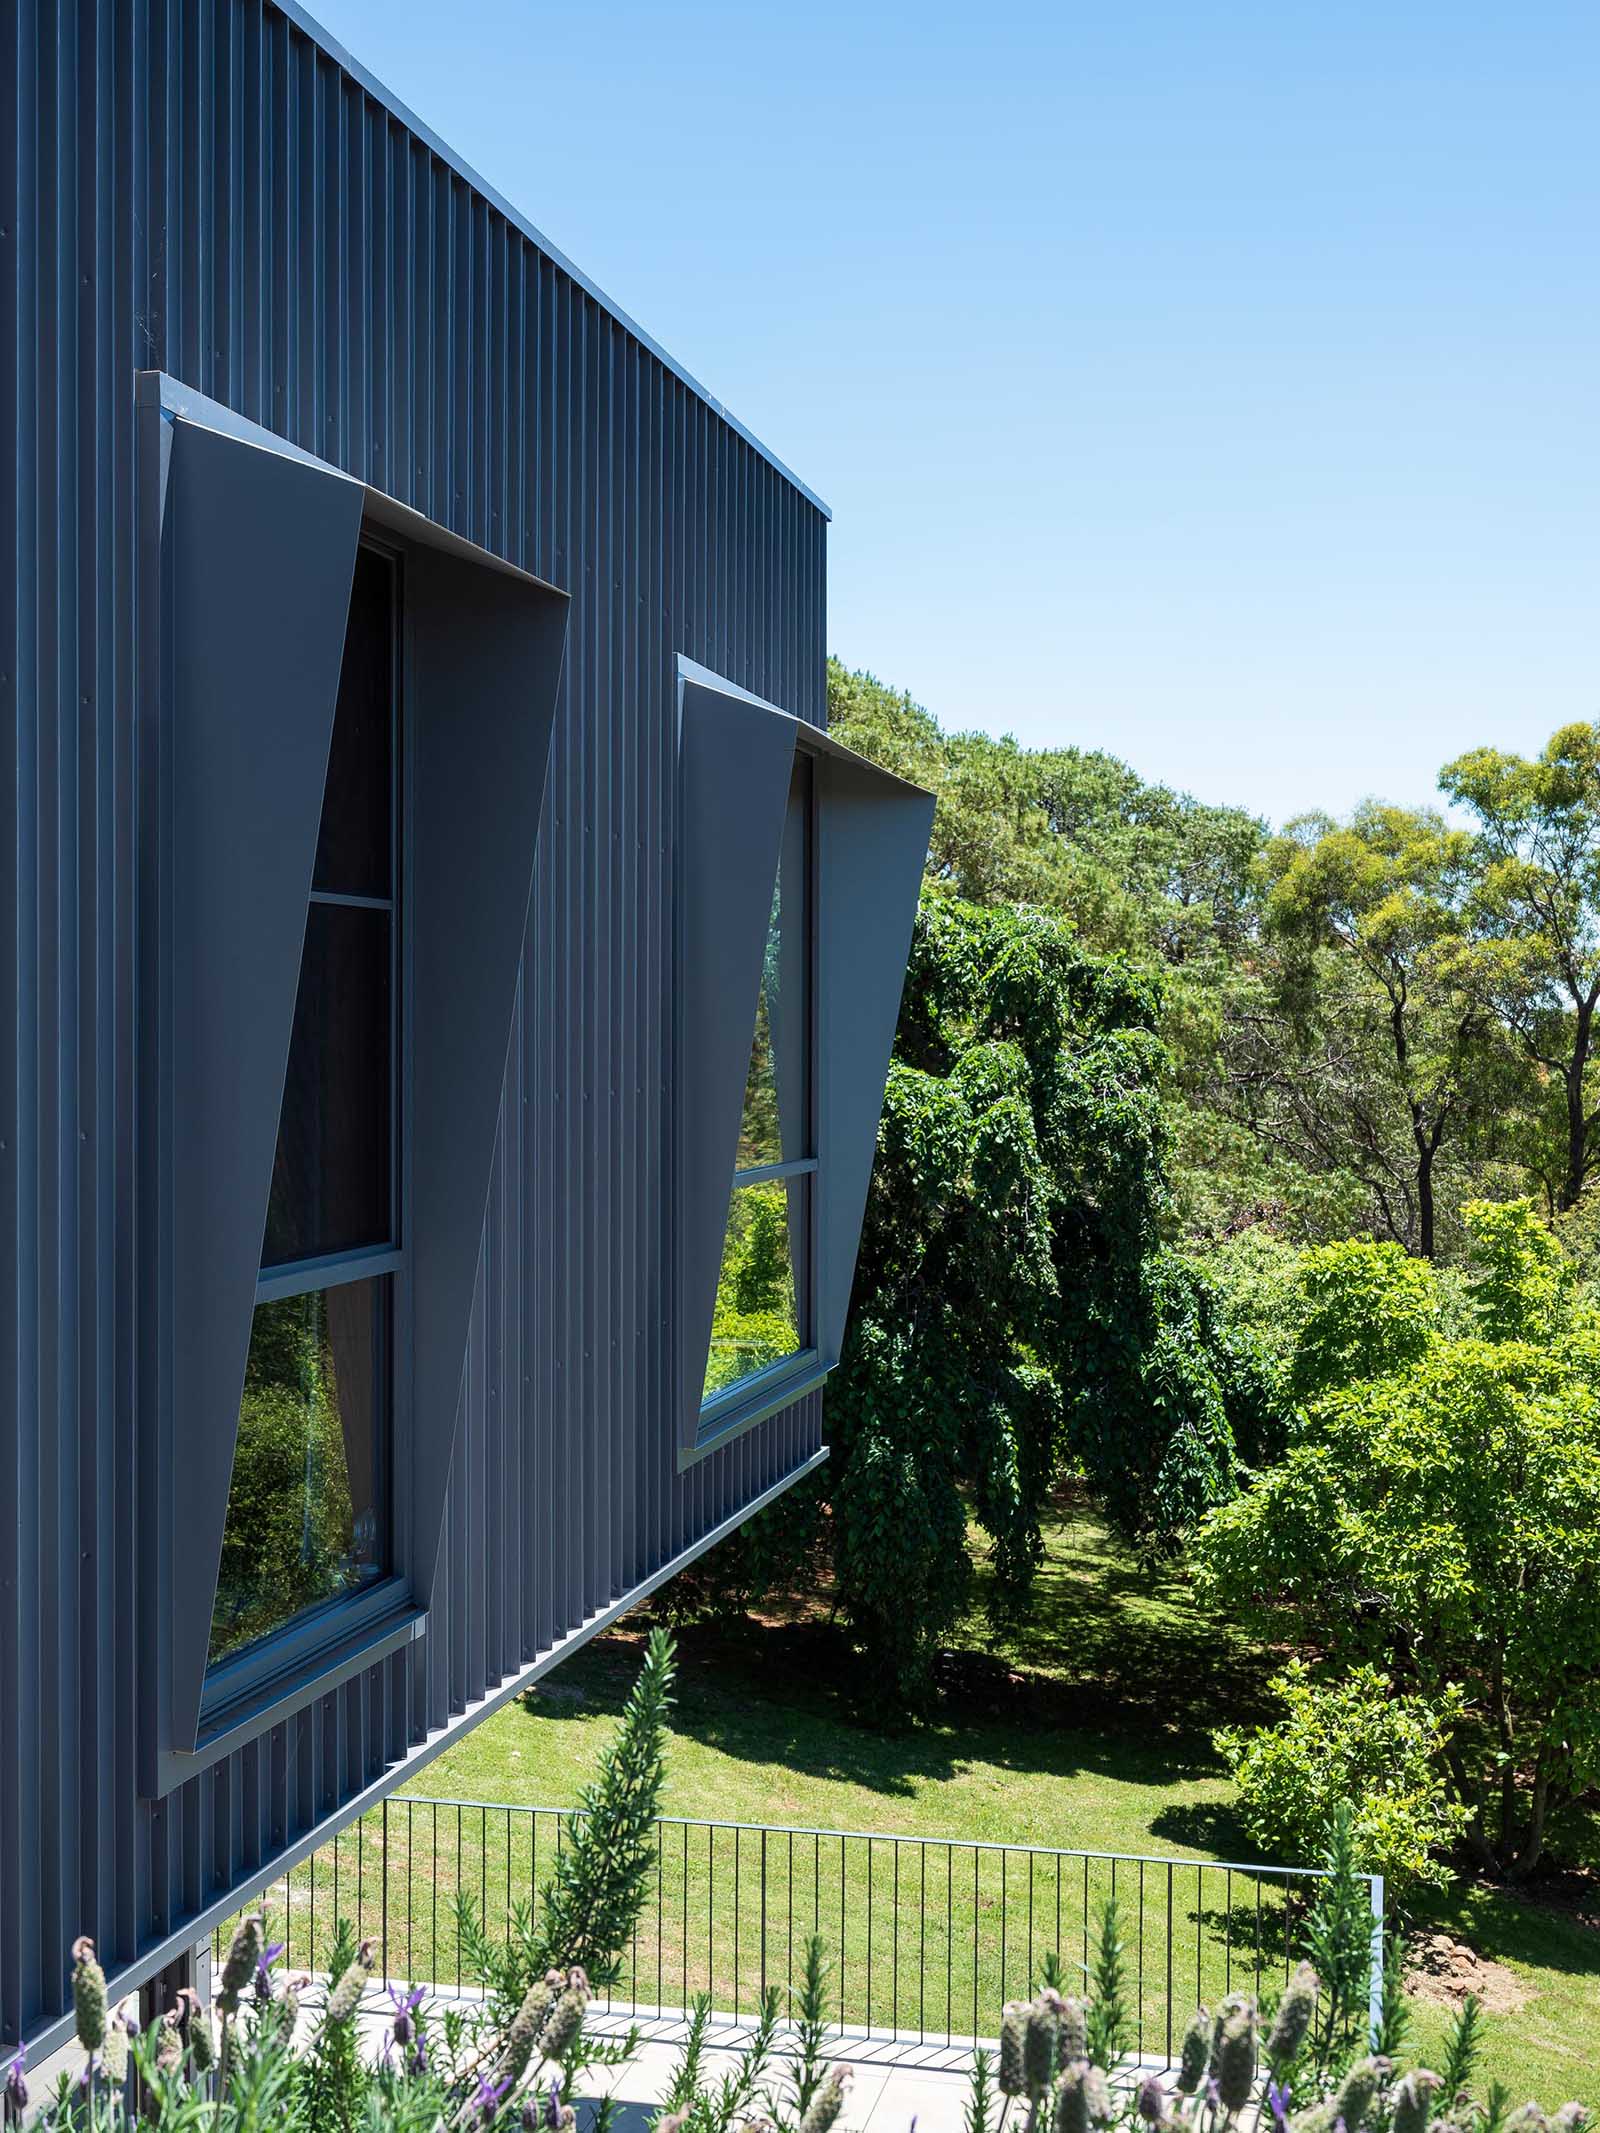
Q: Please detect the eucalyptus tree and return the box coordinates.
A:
[1229,803,1504,1258]
[1442,722,1600,1210]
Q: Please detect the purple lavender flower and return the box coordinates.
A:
[254,1940,287,2003]
[387,1982,425,2047]
[412,2037,428,2077]
[3,2046,27,2116]
[474,2071,512,2122]
[1137,2075,1167,2126]
[1267,2082,1291,2133]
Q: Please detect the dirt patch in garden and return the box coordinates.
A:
[1405,1931,1530,2014]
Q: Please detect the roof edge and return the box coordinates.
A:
[273,0,833,522]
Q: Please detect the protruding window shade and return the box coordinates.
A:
[675,659,933,1458]
[147,378,570,1784]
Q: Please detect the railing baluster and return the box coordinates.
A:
[972,1845,979,2046]
[867,1835,873,2033]
[918,1840,926,2041]
[892,1837,900,2035]
[838,1835,846,2035]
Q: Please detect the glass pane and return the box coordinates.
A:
[208,1280,389,1668]
[736,759,810,1171]
[702,1175,810,1404]
[263,902,391,1266]
[314,543,394,899]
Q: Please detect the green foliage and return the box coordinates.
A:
[1081,1898,1133,2072]
[1442,723,1600,1212]
[515,1627,676,1991]
[1462,1197,1576,1341]
[25,1646,681,2130]
[704,1183,800,1399]
[1196,1217,1600,1880]
[210,1293,369,1665]
[827,658,1267,1057]
[820,897,1268,1701]
[832,671,1600,1257]
[1301,1803,1380,2086]
[964,2047,998,2133]
[1438,1993,1486,2104]
[1216,1662,1469,1893]
[297,1918,364,2133]
[969,1854,1586,2133]
[655,1937,843,2133]
[1235,802,1496,1262]
[1288,1238,1439,1402]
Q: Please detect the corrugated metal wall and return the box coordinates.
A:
[0,0,828,2045]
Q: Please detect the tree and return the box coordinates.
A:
[820,898,1275,1700]
[1443,723,1600,1210]
[825,658,1266,989]
[1194,1203,1600,1880]
[1215,1660,1468,1893]
[1223,804,1502,1258]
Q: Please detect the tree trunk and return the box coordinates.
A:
[1560,1001,1594,1210]
[1417,1140,1436,1259]
[1510,1765,1552,1882]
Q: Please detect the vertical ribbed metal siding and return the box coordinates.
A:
[0,0,828,2045]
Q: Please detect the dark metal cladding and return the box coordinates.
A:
[0,0,828,2047]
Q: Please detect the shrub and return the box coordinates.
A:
[1216,1662,1469,1893]
[967,1819,1587,2133]
[1196,1212,1600,1881]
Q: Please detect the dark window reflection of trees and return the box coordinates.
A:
[208,1286,384,1667]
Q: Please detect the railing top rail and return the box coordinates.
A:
[393,1793,1359,1885]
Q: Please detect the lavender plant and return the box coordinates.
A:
[652,1935,851,2133]
[2,1636,679,2133]
[978,1887,1586,2133]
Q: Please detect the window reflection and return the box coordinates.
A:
[704,753,815,1412]
[208,1281,388,1667]
[735,759,810,1171]
[702,1178,808,1402]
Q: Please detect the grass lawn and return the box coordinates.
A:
[381,1498,1599,2106]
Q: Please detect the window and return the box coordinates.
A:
[207,542,403,1674]
[702,755,816,1407]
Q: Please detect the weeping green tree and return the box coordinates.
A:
[821,898,1280,1702]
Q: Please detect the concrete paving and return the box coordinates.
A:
[577,2010,982,2133]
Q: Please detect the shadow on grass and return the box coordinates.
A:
[1147,1798,1260,1861]
[1410,1882,1600,1984]
[516,1499,1279,1811]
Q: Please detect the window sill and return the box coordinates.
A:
[683,1351,831,1468]
[157,1593,427,1791]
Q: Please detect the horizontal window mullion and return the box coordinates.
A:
[729,1156,818,1188]
[307,888,395,913]
[255,1245,403,1305]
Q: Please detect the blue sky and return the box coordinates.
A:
[308,0,1598,826]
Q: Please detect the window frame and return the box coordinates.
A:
[199,532,415,1726]
[694,742,827,1449]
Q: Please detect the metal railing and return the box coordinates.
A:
[217,1799,1383,2065]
